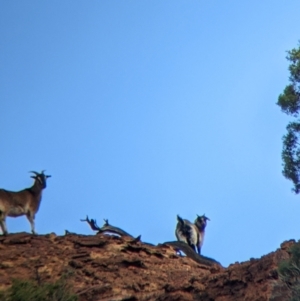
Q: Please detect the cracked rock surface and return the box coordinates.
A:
[0,233,293,301]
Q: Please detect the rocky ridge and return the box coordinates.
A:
[0,232,294,301]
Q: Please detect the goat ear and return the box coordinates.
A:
[30,176,36,179]
[46,175,51,178]
[177,215,184,224]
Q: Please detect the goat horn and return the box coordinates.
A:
[204,214,210,220]
[29,171,39,176]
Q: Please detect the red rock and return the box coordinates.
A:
[0,233,294,300]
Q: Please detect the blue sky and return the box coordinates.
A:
[1,1,300,267]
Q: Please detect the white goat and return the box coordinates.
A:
[175,214,210,254]
[0,170,51,235]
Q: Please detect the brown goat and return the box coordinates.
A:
[0,170,51,235]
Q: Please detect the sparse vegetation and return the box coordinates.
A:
[278,242,300,300]
[0,274,78,301]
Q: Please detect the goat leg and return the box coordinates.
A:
[186,236,197,253]
[26,212,36,235]
[0,218,8,235]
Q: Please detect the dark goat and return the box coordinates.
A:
[175,214,210,254]
[194,214,210,254]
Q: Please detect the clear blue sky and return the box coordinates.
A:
[1,1,300,267]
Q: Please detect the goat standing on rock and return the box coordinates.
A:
[0,170,51,235]
[175,214,210,255]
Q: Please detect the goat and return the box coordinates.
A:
[0,170,51,235]
[194,214,210,255]
[175,215,199,253]
[175,214,210,255]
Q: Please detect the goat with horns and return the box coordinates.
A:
[175,214,210,255]
[0,170,51,235]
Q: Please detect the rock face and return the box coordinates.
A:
[0,233,294,301]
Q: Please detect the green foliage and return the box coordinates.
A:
[277,43,300,193]
[0,275,78,301]
[278,242,300,300]
[278,85,300,116]
[282,122,300,193]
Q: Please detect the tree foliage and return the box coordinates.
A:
[277,43,300,193]
[278,242,300,300]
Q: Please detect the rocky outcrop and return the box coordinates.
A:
[0,233,294,301]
